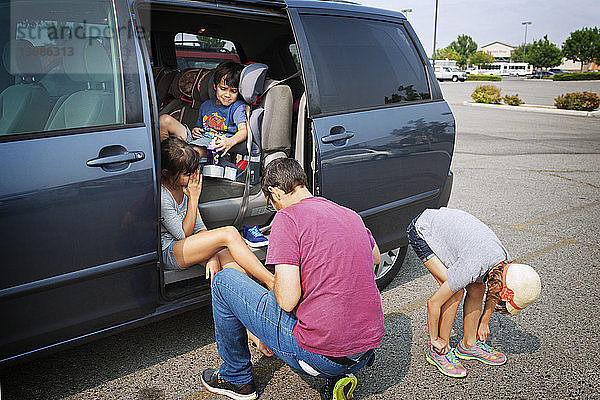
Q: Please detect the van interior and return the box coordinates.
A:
[135,2,311,296]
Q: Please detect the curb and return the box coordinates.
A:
[462,101,600,117]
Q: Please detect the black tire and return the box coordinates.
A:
[451,75,458,82]
[375,246,407,290]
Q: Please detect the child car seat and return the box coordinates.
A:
[159,67,210,128]
[0,40,51,135]
[153,66,178,110]
[45,38,117,130]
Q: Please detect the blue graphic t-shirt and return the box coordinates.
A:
[196,99,246,136]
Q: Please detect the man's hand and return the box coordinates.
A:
[215,134,237,156]
[477,322,490,342]
[191,127,204,139]
[184,170,202,199]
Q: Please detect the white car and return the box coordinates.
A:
[434,66,467,82]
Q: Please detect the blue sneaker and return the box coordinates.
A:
[242,225,269,248]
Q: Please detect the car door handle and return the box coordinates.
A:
[321,132,355,144]
[87,151,145,167]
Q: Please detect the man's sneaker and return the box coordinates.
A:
[426,346,466,378]
[242,225,269,248]
[455,341,507,365]
[321,374,358,400]
[201,368,257,400]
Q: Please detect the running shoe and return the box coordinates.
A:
[242,225,269,247]
[321,374,358,400]
[455,341,507,365]
[201,368,257,400]
[426,346,467,378]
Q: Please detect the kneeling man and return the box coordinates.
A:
[202,158,385,400]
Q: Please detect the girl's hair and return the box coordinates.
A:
[486,261,510,314]
[161,137,200,184]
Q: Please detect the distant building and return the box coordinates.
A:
[481,41,516,62]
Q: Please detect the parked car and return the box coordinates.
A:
[175,45,241,70]
[530,69,555,79]
[434,66,467,82]
[549,68,566,75]
[0,0,454,364]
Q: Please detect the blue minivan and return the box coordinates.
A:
[0,0,455,364]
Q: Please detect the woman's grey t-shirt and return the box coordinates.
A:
[415,207,509,292]
[160,185,206,251]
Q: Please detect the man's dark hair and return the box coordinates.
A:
[161,137,200,183]
[261,158,308,198]
[213,61,244,88]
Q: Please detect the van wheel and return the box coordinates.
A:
[452,75,458,82]
[375,246,407,290]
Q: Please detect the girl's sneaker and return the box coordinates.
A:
[242,225,269,247]
[455,341,507,365]
[426,346,466,378]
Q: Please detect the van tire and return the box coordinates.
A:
[375,245,407,290]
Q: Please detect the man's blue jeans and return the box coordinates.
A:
[211,268,372,385]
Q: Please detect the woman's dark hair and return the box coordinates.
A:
[213,61,244,88]
[161,137,200,184]
[261,158,308,199]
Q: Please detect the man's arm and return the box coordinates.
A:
[274,264,301,312]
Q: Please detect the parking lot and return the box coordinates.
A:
[1,79,600,399]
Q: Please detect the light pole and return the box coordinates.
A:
[432,0,439,68]
[401,8,412,21]
[521,21,531,58]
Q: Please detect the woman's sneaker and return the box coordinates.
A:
[201,368,257,400]
[321,374,358,400]
[426,346,466,378]
[455,341,507,365]
[242,225,269,247]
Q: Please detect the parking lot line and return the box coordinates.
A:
[510,201,600,230]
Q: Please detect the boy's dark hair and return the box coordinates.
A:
[213,61,244,88]
[261,158,308,198]
[161,137,200,183]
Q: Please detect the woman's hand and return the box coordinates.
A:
[477,322,490,342]
[184,170,202,199]
[215,134,237,156]
[430,338,449,354]
[191,127,204,139]
[247,330,274,357]
[205,255,221,284]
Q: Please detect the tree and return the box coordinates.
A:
[526,35,562,70]
[562,27,600,72]
[195,35,226,49]
[448,35,478,68]
[511,44,533,62]
[469,51,495,67]
[435,46,460,60]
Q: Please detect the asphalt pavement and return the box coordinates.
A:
[1,80,600,400]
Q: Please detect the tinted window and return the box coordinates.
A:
[174,33,240,70]
[300,15,431,114]
[0,0,125,138]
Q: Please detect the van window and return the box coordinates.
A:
[174,33,239,70]
[299,15,431,114]
[0,0,125,137]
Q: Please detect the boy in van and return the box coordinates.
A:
[159,61,248,158]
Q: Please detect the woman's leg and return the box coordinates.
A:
[424,256,463,351]
[173,226,274,287]
[159,114,188,142]
[462,282,486,348]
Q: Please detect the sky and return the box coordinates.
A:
[356,0,600,56]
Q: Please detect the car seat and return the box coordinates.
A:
[0,40,51,135]
[45,38,117,130]
[153,66,179,109]
[159,67,210,128]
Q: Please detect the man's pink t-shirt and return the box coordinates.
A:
[266,196,385,357]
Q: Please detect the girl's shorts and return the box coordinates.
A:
[406,214,435,263]
[162,241,182,271]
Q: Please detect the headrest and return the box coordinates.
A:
[2,40,44,79]
[239,63,268,104]
[64,38,112,83]
[167,68,211,108]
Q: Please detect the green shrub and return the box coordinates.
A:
[554,92,600,111]
[472,85,502,104]
[466,74,502,81]
[503,94,523,106]
[553,72,600,81]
